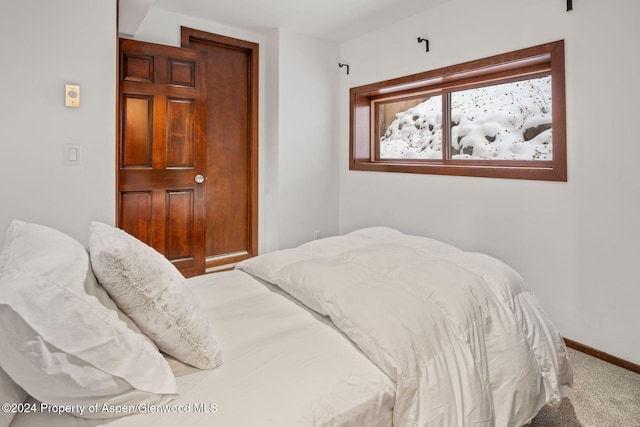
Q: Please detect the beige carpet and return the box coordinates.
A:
[527,348,640,426]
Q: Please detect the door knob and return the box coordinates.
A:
[194,174,205,184]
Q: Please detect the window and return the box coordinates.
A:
[350,40,566,181]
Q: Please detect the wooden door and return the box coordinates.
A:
[117,38,207,277]
[181,28,259,272]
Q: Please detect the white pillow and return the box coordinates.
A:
[0,220,177,419]
[0,220,145,335]
[0,367,27,427]
[89,222,222,370]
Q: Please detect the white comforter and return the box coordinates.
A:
[237,227,573,427]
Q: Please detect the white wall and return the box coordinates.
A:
[0,0,117,247]
[339,0,640,364]
[133,9,341,251]
[277,29,340,248]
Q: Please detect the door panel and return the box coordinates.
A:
[118,38,206,277]
[204,44,249,259]
[122,95,153,167]
[165,190,195,260]
[119,191,153,244]
[181,27,259,271]
[166,99,195,167]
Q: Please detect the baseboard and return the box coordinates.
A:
[564,337,640,375]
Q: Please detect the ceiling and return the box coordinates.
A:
[120,0,450,42]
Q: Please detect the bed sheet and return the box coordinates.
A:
[10,270,394,427]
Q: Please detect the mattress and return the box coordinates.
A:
[9,270,395,427]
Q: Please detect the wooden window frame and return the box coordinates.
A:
[349,40,567,181]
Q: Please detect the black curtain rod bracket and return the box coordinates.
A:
[417,37,430,52]
[338,63,350,75]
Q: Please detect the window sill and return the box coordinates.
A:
[350,159,566,181]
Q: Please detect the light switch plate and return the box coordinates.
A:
[63,143,82,165]
[65,84,80,108]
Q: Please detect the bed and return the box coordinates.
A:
[0,221,572,427]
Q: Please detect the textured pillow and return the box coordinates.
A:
[0,367,27,427]
[89,222,222,370]
[0,220,177,419]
